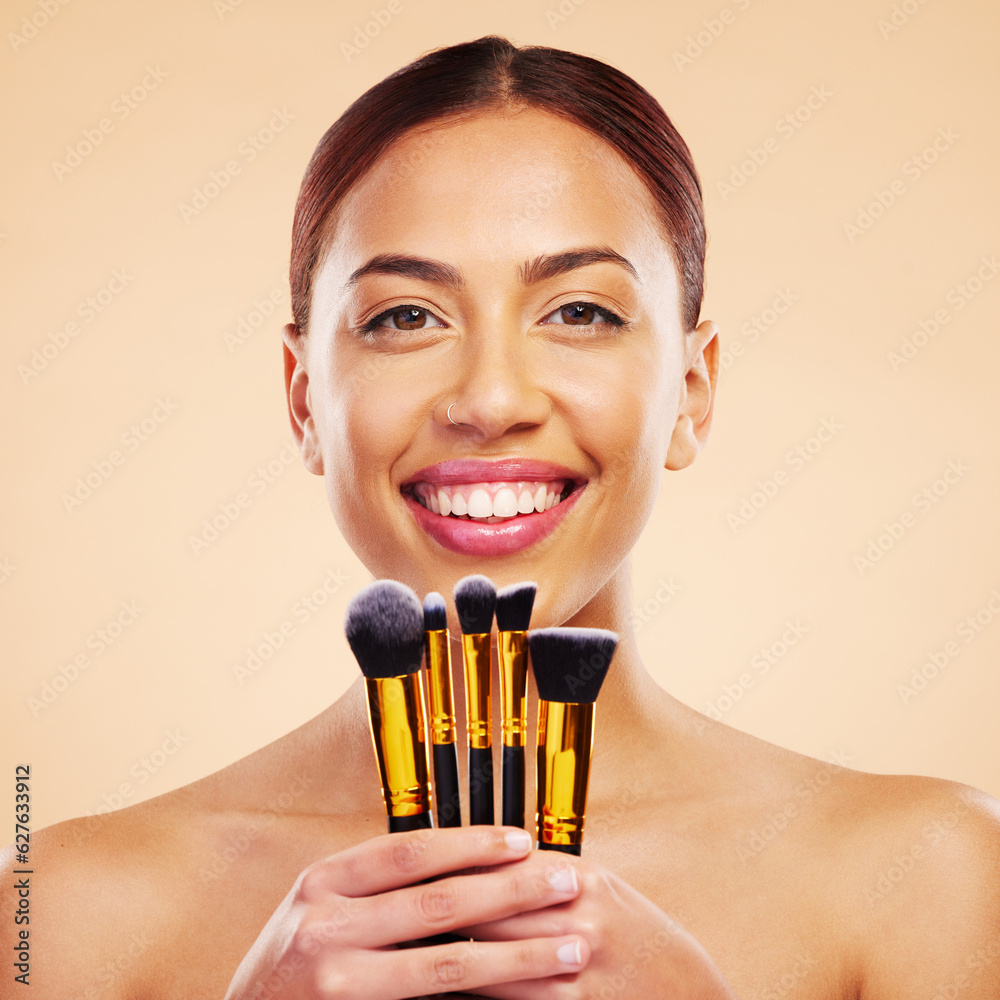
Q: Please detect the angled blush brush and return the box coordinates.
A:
[453,574,497,825]
[422,592,461,828]
[528,627,618,856]
[495,581,537,828]
[345,580,433,833]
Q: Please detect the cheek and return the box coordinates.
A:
[318,352,432,508]
[558,342,672,486]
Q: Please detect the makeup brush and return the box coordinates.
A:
[495,581,537,828]
[528,627,618,856]
[423,592,462,828]
[345,580,433,833]
[453,574,497,825]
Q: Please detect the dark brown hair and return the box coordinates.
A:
[290,35,705,332]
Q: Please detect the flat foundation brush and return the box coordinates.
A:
[345,580,433,833]
[453,574,497,825]
[495,581,537,828]
[423,592,461,828]
[528,627,618,855]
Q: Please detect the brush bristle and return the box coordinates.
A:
[423,591,447,632]
[453,575,497,635]
[495,581,537,632]
[528,627,618,703]
[345,580,425,679]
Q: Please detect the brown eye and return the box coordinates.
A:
[359,305,447,336]
[560,303,595,325]
[540,301,626,329]
[392,307,429,329]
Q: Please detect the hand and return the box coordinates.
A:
[460,852,739,999]
[223,826,591,1000]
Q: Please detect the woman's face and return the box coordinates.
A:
[284,107,717,629]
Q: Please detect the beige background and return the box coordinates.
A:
[2,0,998,832]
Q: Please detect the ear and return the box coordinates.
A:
[282,323,324,476]
[665,319,719,471]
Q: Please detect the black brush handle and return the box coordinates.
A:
[538,841,582,857]
[468,746,494,825]
[433,743,462,828]
[501,745,525,828]
[387,811,433,834]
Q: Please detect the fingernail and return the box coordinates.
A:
[546,865,578,893]
[557,939,583,967]
[504,829,533,852]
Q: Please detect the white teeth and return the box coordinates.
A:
[412,479,574,520]
[493,487,519,518]
[467,488,492,518]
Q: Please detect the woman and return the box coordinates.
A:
[9,35,999,999]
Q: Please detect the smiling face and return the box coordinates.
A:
[283,106,717,631]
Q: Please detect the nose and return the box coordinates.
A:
[438,322,551,441]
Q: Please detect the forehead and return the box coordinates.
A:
[320,107,673,284]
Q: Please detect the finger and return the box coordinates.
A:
[334,858,582,948]
[459,904,577,943]
[300,826,534,898]
[318,934,590,999]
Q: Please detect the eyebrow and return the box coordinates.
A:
[344,245,639,290]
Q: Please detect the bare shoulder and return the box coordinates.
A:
[0,794,199,999]
[675,714,999,996]
[830,769,1000,998]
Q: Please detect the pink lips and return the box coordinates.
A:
[401,459,587,557]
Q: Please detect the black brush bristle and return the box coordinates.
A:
[528,627,618,703]
[423,591,447,632]
[453,575,497,635]
[345,580,425,679]
[495,581,537,632]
